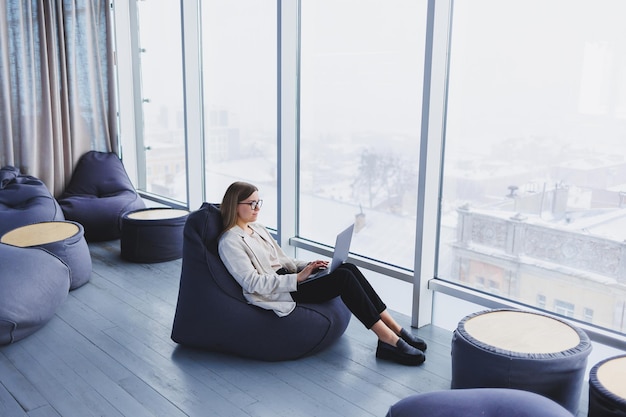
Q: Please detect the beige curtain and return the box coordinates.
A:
[0,0,117,197]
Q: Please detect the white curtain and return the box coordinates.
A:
[0,0,117,197]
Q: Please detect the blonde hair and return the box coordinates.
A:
[220,181,258,231]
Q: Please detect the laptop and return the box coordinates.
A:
[301,223,355,283]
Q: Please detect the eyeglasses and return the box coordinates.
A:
[238,200,263,210]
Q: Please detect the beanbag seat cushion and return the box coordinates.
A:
[451,308,592,415]
[58,151,145,241]
[0,166,64,237]
[0,243,70,345]
[386,388,574,417]
[1,221,91,290]
[588,354,626,417]
[171,203,352,361]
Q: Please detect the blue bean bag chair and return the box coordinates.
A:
[0,166,64,237]
[58,151,145,241]
[386,388,574,417]
[1,221,92,290]
[0,243,70,345]
[171,203,352,361]
[37,220,91,290]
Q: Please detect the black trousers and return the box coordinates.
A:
[291,263,387,329]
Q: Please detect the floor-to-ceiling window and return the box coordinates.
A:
[439,0,626,334]
[134,1,187,204]
[299,0,427,270]
[201,1,278,229]
[114,0,626,345]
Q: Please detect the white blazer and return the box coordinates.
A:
[218,223,309,317]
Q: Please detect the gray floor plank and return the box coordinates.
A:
[28,324,154,417]
[0,381,28,417]
[1,343,100,417]
[0,352,47,414]
[27,405,62,417]
[117,376,188,417]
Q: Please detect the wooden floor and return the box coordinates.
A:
[1,240,588,417]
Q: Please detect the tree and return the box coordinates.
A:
[352,148,414,212]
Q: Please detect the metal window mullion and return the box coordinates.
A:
[181,0,205,210]
[110,0,141,186]
[278,0,300,253]
[412,0,453,328]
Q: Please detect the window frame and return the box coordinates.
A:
[111,0,626,350]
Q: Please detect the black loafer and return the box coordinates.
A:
[400,328,427,352]
[376,339,425,366]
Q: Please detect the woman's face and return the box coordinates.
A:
[236,190,261,224]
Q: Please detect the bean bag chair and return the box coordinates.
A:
[58,151,145,241]
[0,243,70,345]
[1,221,91,290]
[171,203,352,361]
[0,166,64,237]
[386,388,574,417]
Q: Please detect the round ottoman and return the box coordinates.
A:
[121,208,189,263]
[1,221,91,290]
[451,308,592,414]
[0,243,70,345]
[386,388,574,417]
[588,355,626,417]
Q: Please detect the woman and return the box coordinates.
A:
[218,181,426,366]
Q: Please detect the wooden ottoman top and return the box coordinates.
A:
[464,310,581,354]
[596,356,626,399]
[1,221,80,247]
[127,208,189,221]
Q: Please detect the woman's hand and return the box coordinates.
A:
[296,260,329,283]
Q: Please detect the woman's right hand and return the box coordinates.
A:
[296,260,328,283]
